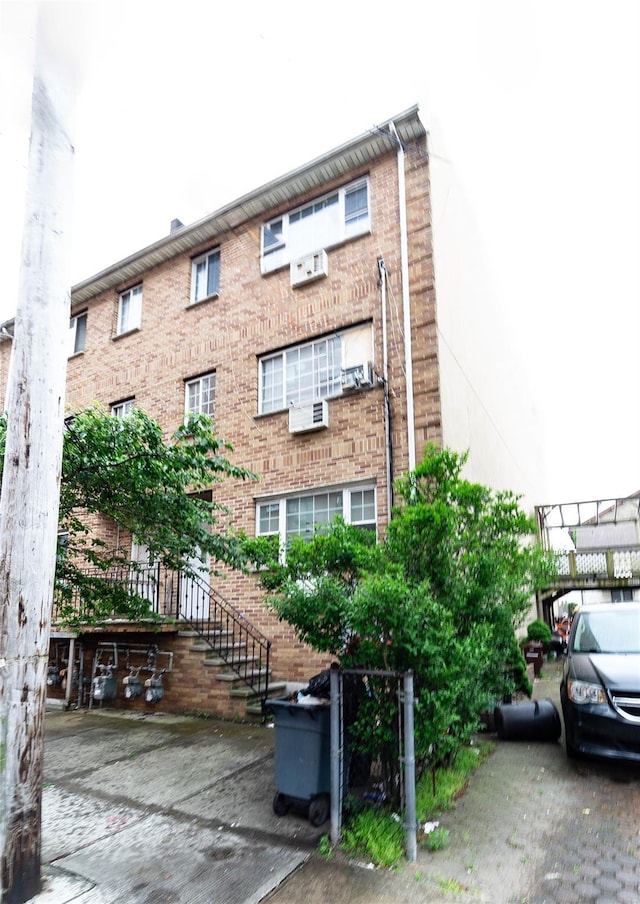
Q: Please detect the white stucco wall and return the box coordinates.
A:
[428,134,547,514]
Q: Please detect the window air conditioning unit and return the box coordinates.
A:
[290,250,329,288]
[289,400,329,434]
[341,363,373,392]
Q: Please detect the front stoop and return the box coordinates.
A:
[178,626,284,721]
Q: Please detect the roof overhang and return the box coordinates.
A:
[69,105,426,307]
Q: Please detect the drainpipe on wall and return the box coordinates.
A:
[377,256,393,524]
[389,122,416,474]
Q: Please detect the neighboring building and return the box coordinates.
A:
[0,105,545,717]
[537,492,640,623]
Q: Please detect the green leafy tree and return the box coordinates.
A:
[249,445,555,797]
[0,406,256,624]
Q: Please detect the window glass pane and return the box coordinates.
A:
[259,502,280,535]
[186,373,216,416]
[345,184,368,223]
[261,355,283,413]
[187,382,200,412]
[329,492,343,519]
[200,374,216,415]
[281,337,342,407]
[350,489,375,523]
[119,294,130,332]
[263,219,283,251]
[112,399,134,417]
[72,314,87,354]
[195,260,207,300]
[285,492,344,542]
[207,251,220,297]
[119,286,141,333]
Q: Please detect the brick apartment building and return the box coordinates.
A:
[0,104,542,718]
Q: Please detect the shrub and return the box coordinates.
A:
[526,619,552,644]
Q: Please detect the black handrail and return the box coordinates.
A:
[176,572,271,703]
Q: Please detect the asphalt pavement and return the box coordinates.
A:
[29,660,640,903]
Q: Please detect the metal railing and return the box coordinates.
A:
[52,564,271,703]
[176,572,271,702]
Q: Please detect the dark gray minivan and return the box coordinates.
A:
[560,602,640,760]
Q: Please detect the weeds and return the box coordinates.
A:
[340,739,494,869]
[342,808,404,868]
[416,741,494,817]
[318,834,333,860]
[425,827,450,851]
[438,876,466,894]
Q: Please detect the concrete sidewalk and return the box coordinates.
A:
[33,709,320,904]
[30,662,640,903]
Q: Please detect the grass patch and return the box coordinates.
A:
[416,740,494,819]
[342,808,405,868]
[425,826,450,851]
[339,739,495,868]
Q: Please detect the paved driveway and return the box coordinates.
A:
[31,661,640,903]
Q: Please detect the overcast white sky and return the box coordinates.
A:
[1,0,638,504]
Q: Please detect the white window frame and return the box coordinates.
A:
[111,398,135,417]
[258,323,372,415]
[185,371,216,418]
[191,248,220,304]
[261,177,370,274]
[117,285,142,335]
[259,336,342,414]
[256,484,377,546]
[69,311,87,356]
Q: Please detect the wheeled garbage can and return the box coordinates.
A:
[264,698,331,826]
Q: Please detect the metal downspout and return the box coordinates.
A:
[389,122,416,473]
[377,256,393,523]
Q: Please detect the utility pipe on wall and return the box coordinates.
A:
[377,256,393,523]
[389,122,416,473]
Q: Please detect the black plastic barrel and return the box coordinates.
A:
[493,698,561,741]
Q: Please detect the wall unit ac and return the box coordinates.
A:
[341,363,373,391]
[289,400,329,434]
[290,250,329,287]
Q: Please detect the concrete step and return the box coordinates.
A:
[176,620,223,637]
[230,680,286,700]
[205,654,260,670]
[193,641,247,658]
[214,661,266,679]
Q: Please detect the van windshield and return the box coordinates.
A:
[572,609,640,654]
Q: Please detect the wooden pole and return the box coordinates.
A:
[0,6,75,901]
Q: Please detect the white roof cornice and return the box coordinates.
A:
[70,105,425,306]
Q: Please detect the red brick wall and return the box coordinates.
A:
[47,629,333,719]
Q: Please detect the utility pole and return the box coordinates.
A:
[0,5,75,901]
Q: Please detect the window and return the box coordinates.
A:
[69,312,87,356]
[260,336,342,414]
[185,372,216,417]
[261,178,370,274]
[258,323,372,414]
[257,485,376,545]
[56,531,69,565]
[191,248,220,304]
[117,285,142,335]
[111,398,135,417]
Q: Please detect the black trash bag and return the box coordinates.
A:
[301,669,331,699]
[300,670,367,724]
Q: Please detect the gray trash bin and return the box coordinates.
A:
[265,698,331,826]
